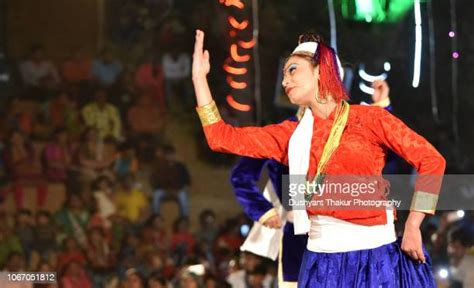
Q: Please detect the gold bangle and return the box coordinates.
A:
[371,97,391,108]
[410,191,439,214]
[258,208,278,224]
[196,100,221,126]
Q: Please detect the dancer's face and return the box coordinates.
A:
[282,55,319,106]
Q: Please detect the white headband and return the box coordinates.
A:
[291,41,344,80]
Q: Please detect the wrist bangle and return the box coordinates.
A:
[410,191,438,215]
[196,100,221,126]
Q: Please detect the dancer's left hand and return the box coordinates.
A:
[401,223,426,263]
[263,215,282,229]
[371,80,389,103]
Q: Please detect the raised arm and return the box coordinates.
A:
[192,30,296,163]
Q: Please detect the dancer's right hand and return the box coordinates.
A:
[192,30,210,81]
[263,215,283,229]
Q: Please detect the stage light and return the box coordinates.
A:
[452,52,459,59]
[384,62,391,72]
[438,268,449,279]
[412,0,422,88]
[448,31,455,38]
[457,210,465,218]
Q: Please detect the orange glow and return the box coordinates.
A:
[228,16,249,30]
[229,30,237,38]
[223,64,247,75]
[226,76,247,89]
[226,95,252,111]
[219,0,244,9]
[238,38,256,49]
[230,44,251,62]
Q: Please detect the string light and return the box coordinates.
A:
[219,0,244,9]
[238,38,256,49]
[219,0,253,112]
[223,63,248,75]
[227,76,248,89]
[230,44,251,62]
[226,95,252,111]
[228,16,249,30]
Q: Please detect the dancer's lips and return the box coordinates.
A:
[285,87,294,95]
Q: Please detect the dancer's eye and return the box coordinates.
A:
[288,64,297,74]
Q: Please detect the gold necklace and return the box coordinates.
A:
[305,100,350,202]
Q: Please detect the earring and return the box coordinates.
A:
[315,91,327,104]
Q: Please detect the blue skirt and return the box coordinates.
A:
[298,239,436,288]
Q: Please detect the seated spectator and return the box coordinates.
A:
[118,233,141,277]
[86,227,116,288]
[56,237,87,272]
[127,93,166,137]
[82,88,122,140]
[76,127,116,182]
[114,141,138,178]
[170,217,196,266]
[216,219,244,256]
[54,194,90,249]
[91,175,116,229]
[14,209,35,263]
[91,48,122,87]
[34,210,57,262]
[123,268,145,288]
[49,91,70,128]
[6,99,39,138]
[43,128,75,182]
[35,261,57,288]
[196,209,218,246]
[227,253,272,288]
[4,130,48,209]
[141,250,165,279]
[19,45,60,94]
[59,260,92,288]
[146,214,169,251]
[114,175,148,224]
[147,271,168,288]
[0,252,32,288]
[61,47,92,85]
[162,49,191,107]
[177,267,202,288]
[135,54,166,111]
[0,226,23,268]
[247,264,271,288]
[448,226,474,287]
[109,70,138,120]
[150,145,190,217]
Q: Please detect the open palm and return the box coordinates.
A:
[192,30,211,79]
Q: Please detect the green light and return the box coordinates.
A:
[342,0,414,23]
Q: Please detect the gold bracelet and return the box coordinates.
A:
[196,100,221,126]
[371,97,391,108]
[410,191,438,214]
